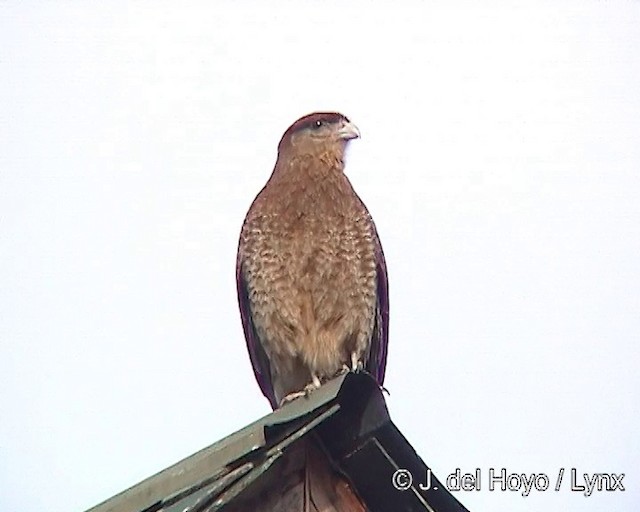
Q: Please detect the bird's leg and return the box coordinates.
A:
[351,352,364,373]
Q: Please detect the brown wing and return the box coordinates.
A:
[365,223,389,385]
[236,252,278,409]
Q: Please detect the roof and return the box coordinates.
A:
[86,372,470,512]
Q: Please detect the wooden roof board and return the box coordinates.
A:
[85,372,471,512]
[85,375,348,512]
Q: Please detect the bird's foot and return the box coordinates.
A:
[279,375,323,407]
[336,356,364,378]
[302,374,322,395]
[279,390,307,407]
[351,353,364,373]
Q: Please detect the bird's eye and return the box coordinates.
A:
[313,120,324,130]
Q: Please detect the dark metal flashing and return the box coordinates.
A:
[315,374,469,512]
[85,373,469,512]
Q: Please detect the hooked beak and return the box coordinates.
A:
[337,119,361,141]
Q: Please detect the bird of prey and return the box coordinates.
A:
[236,112,389,409]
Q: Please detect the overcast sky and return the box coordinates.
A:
[1,2,639,511]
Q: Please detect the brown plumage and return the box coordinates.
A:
[237,112,389,408]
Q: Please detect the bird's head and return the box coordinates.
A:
[277,112,360,163]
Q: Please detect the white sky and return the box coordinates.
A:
[1,2,639,511]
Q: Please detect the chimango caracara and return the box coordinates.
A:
[236,112,389,409]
